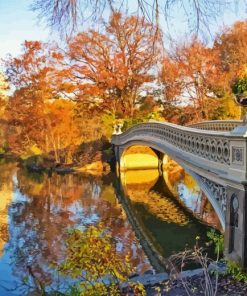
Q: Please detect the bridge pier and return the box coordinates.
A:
[225,185,247,269]
[114,146,124,175]
[152,149,164,173]
[114,146,124,165]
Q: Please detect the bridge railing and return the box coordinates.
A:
[188,120,242,131]
[112,121,247,182]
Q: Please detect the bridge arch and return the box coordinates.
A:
[119,145,160,170]
[116,141,226,229]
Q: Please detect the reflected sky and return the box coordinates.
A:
[0,158,220,295]
[0,162,150,295]
[163,158,221,229]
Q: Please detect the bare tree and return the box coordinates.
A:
[31,0,246,37]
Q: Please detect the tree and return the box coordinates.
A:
[0,73,8,100]
[66,12,161,117]
[0,74,9,152]
[4,41,55,156]
[214,21,247,84]
[44,99,82,164]
[31,0,244,37]
[161,39,224,122]
[4,41,84,163]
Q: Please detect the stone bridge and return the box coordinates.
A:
[111,120,247,268]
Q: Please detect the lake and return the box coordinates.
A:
[0,159,220,295]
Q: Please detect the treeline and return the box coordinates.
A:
[0,13,246,166]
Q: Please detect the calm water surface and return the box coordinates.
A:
[0,159,220,295]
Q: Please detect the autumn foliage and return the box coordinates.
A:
[1,14,247,165]
[66,12,161,117]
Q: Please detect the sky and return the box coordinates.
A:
[0,1,247,60]
[0,0,50,60]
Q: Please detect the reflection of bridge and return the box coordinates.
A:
[114,178,166,272]
[112,120,247,268]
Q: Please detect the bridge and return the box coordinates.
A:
[111,120,247,269]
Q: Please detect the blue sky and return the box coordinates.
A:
[0,1,246,60]
[0,0,50,59]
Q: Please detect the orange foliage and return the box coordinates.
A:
[214,21,247,82]
[44,100,81,163]
[67,12,161,117]
[161,39,224,122]
[4,41,85,162]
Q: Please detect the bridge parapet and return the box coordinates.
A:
[188,120,242,131]
[112,121,247,183]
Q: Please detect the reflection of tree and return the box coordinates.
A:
[198,194,222,229]
[0,161,17,257]
[5,169,150,292]
[163,157,221,229]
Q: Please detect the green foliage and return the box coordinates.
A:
[57,223,136,295]
[103,147,114,157]
[227,260,247,283]
[0,146,6,155]
[207,230,247,284]
[122,111,164,131]
[206,229,224,256]
[101,110,116,139]
[101,110,164,136]
[22,155,44,167]
[232,75,247,95]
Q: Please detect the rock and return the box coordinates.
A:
[122,272,169,288]
[129,273,139,279]
[55,167,74,174]
[144,269,155,275]
[75,161,110,175]
[174,268,204,280]
[26,163,44,172]
[77,161,104,171]
[208,261,227,274]
[103,162,111,173]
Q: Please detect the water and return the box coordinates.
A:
[0,159,220,295]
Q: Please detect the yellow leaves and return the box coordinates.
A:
[219,93,241,120]
[30,144,42,155]
[21,144,43,160]
[101,186,116,204]
[57,223,136,295]
[121,154,159,170]
[112,268,127,282]
[0,73,8,101]
[121,170,159,190]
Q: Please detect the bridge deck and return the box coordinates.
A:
[112,120,247,184]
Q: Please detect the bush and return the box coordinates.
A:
[232,75,247,95]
